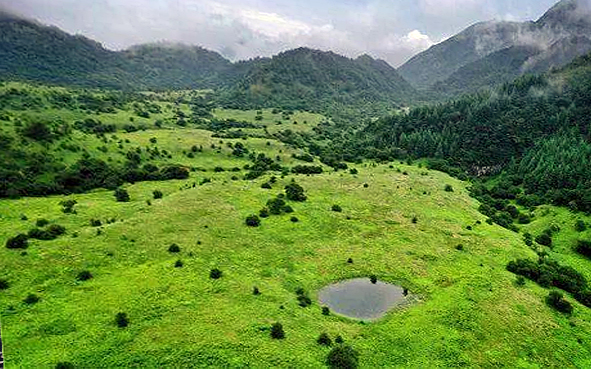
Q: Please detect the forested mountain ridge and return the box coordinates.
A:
[353,51,591,211]
[0,11,140,89]
[121,43,234,90]
[0,12,418,114]
[217,47,418,113]
[398,0,591,94]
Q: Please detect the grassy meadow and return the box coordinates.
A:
[1,83,591,368]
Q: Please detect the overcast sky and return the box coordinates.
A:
[0,0,561,66]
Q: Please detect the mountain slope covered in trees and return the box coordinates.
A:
[398,0,591,94]
[218,48,418,113]
[353,51,591,211]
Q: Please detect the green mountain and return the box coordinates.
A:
[218,48,418,113]
[354,51,591,211]
[398,0,591,94]
[0,11,138,89]
[121,43,233,90]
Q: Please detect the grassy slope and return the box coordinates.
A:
[0,84,590,367]
[1,126,590,367]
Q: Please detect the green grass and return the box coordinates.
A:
[213,108,325,135]
[2,82,591,368]
[2,154,590,367]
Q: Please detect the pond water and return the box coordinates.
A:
[318,278,406,320]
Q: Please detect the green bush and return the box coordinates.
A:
[6,234,29,249]
[546,291,573,314]
[174,260,184,268]
[259,208,270,218]
[290,216,299,223]
[535,233,552,247]
[24,293,40,304]
[153,190,163,199]
[370,275,377,284]
[270,322,285,339]
[332,205,342,212]
[36,218,50,227]
[285,181,307,202]
[317,332,332,346]
[55,362,75,369]
[90,219,102,227]
[245,215,261,227]
[575,240,591,258]
[210,268,223,279]
[575,220,587,232]
[253,286,260,295]
[114,188,130,202]
[444,184,454,192]
[168,244,181,253]
[322,306,330,315]
[0,278,9,290]
[326,344,359,369]
[115,312,129,328]
[76,271,93,281]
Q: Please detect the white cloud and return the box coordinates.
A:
[0,0,563,67]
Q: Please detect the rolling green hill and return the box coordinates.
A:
[0,79,591,368]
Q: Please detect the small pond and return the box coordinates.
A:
[318,278,406,320]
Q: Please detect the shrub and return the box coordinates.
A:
[6,234,29,249]
[411,217,418,224]
[153,190,163,199]
[349,168,358,175]
[516,276,526,286]
[114,188,130,202]
[317,332,332,346]
[261,182,272,189]
[292,165,323,175]
[259,208,270,218]
[28,225,65,240]
[296,288,312,307]
[455,244,464,251]
[90,219,102,227]
[267,197,287,215]
[55,362,75,369]
[335,335,344,344]
[327,344,359,369]
[322,306,330,316]
[283,205,294,214]
[535,233,552,247]
[270,322,285,339]
[290,216,299,223]
[174,260,184,268]
[575,220,587,232]
[369,275,377,284]
[575,240,591,258]
[210,268,223,279]
[23,293,40,304]
[245,215,261,227]
[253,286,260,295]
[332,205,342,212]
[77,270,93,281]
[347,258,353,264]
[444,184,454,192]
[285,181,307,202]
[115,312,129,328]
[546,291,573,314]
[168,244,181,253]
[36,218,50,227]
[363,183,369,188]
[0,279,9,290]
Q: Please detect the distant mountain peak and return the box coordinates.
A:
[398,0,591,92]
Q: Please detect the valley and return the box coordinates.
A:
[1,1,591,368]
